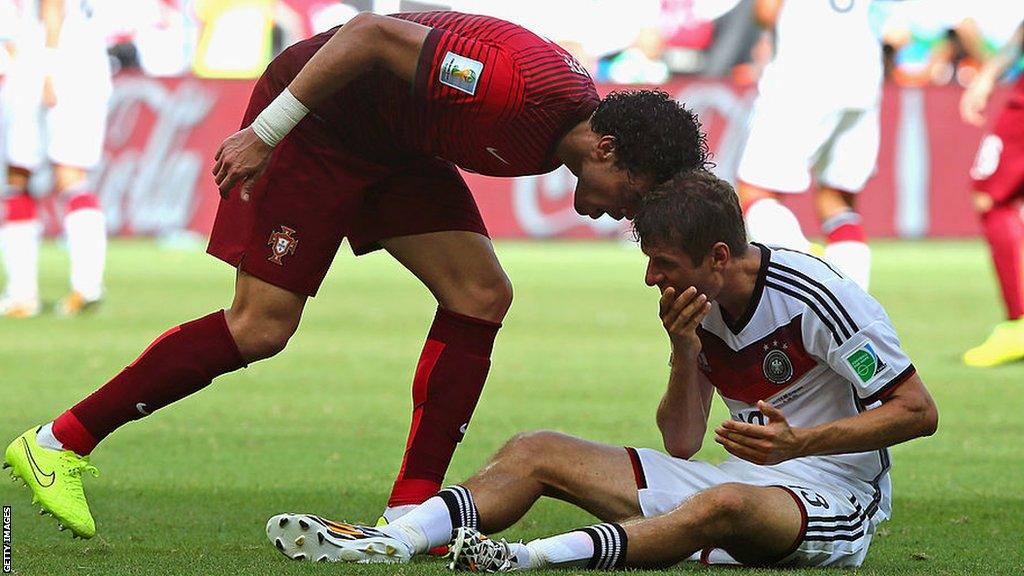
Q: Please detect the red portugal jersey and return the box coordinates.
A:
[287,11,600,177]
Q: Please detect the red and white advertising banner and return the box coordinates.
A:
[93,75,1001,239]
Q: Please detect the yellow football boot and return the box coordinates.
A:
[3,427,99,538]
[963,320,1024,367]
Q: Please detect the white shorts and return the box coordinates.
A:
[736,92,880,193]
[1,57,110,171]
[627,448,876,568]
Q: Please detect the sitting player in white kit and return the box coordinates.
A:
[0,0,111,317]
[737,0,883,290]
[262,170,938,570]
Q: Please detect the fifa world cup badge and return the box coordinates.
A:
[268,226,298,265]
[440,51,483,95]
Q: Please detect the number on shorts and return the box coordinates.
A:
[735,411,766,426]
[971,135,1003,180]
[798,488,831,509]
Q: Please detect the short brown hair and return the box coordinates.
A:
[632,169,747,265]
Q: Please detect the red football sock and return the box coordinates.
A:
[822,210,867,244]
[3,191,36,221]
[388,308,501,507]
[52,310,247,455]
[981,203,1024,320]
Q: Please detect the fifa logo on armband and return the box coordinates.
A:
[268,226,299,265]
[845,342,887,384]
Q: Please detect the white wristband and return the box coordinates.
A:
[251,88,310,147]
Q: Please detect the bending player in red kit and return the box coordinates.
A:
[4,11,707,539]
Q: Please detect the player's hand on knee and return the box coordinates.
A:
[660,286,711,353]
[213,127,272,201]
[714,401,805,465]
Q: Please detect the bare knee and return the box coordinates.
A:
[53,165,87,193]
[680,483,753,535]
[702,483,752,516]
[225,297,303,362]
[497,430,562,462]
[491,430,568,480]
[445,272,513,323]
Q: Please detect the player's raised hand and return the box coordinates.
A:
[714,400,804,465]
[212,126,273,202]
[960,75,994,127]
[659,286,711,352]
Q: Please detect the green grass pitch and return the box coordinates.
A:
[1,239,1021,575]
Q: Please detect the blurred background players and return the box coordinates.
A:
[736,0,881,290]
[960,19,1024,367]
[0,0,112,317]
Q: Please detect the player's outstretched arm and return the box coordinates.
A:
[656,286,714,459]
[715,374,938,465]
[213,13,430,199]
[287,12,429,110]
[960,21,1024,127]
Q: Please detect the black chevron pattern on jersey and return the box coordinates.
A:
[764,279,844,344]
[765,263,858,344]
[769,245,846,279]
[769,262,859,331]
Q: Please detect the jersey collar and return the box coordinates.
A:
[720,243,770,335]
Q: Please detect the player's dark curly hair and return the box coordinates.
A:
[590,89,708,184]
[633,169,747,265]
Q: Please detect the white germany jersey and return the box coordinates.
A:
[696,244,916,523]
[759,0,882,109]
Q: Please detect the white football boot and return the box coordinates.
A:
[449,527,519,572]
[266,513,412,563]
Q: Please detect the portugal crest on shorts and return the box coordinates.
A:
[762,345,794,385]
[268,226,298,265]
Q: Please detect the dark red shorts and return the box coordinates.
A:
[206,64,488,297]
[970,88,1024,206]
